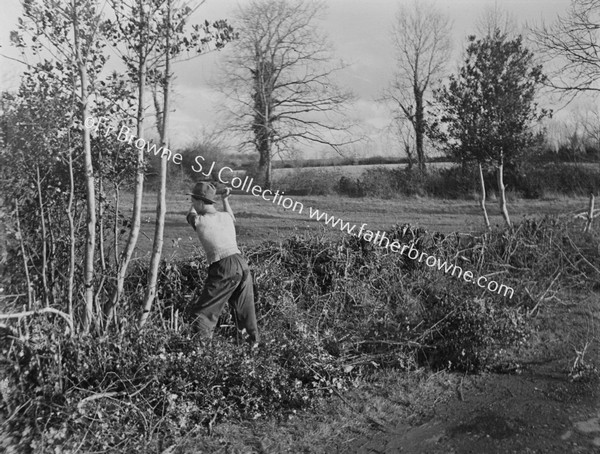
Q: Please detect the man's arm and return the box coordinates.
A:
[221,188,236,223]
[186,205,198,230]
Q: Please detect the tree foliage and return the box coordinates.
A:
[433,30,548,227]
[433,30,548,168]
[2,0,236,332]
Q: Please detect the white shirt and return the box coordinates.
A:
[188,209,241,264]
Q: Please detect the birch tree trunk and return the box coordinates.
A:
[140,1,171,327]
[73,0,97,332]
[106,42,148,323]
[35,165,49,307]
[67,139,75,321]
[584,192,595,233]
[497,155,511,228]
[15,200,33,310]
[478,162,491,230]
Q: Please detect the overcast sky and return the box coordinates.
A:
[0,0,573,159]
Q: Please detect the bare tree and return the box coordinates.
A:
[476,2,520,38]
[384,0,451,173]
[577,104,600,151]
[220,0,354,189]
[531,0,600,95]
[385,118,415,170]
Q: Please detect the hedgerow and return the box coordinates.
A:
[1,216,598,452]
[275,163,600,199]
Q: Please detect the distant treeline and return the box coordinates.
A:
[271,155,450,169]
[230,151,600,172]
[149,141,600,198]
[270,161,600,199]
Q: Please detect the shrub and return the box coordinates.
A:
[272,168,338,195]
[336,176,365,197]
[333,162,600,199]
[510,162,600,197]
[1,324,345,454]
[2,216,598,452]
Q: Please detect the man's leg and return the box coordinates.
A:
[228,255,259,343]
[188,257,242,339]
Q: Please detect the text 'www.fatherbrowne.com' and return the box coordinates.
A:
[83,130,514,300]
[307,207,514,299]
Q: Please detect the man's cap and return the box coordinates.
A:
[187,182,217,204]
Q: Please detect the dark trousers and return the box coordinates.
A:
[188,253,258,343]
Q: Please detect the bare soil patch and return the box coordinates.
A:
[338,293,600,454]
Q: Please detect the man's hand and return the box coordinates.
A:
[221,188,235,222]
[186,205,198,231]
[221,187,232,199]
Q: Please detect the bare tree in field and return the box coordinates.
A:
[384,0,451,173]
[531,0,600,96]
[221,0,354,189]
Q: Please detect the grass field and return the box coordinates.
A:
[128,189,592,259]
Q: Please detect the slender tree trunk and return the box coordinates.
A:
[140,2,171,327]
[140,155,167,327]
[35,165,49,307]
[497,157,511,228]
[265,140,272,189]
[15,199,33,310]
[264,98,272,189]
[67,141,75,321]
[48,212,57,305]
[106,56,147,322]
[95,169,107,319]
[414,87,426,173]
[478,162,491,230]
[73,1,97,332]
[106,0,150,322]
[404,142,414,171]
[98,166,106,271]
[113,182,120,265]
[152,86,164,138]
[584,192,595,233]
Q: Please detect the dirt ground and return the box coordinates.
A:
[337,294,600,454]
[344,366,599,454]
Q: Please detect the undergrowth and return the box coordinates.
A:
[1,216,599,453]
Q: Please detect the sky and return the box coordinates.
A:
[0,0,574,160]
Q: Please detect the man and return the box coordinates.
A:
[185,181,259,346]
